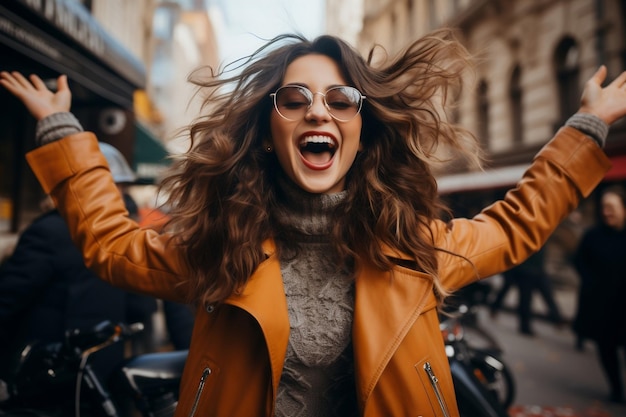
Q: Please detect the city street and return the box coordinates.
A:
[475,281,626,417]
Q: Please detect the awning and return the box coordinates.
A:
[0,1,145,108]
[133,123,171,184]
[437,153,626,195]
[437,164,530,195]
[604,155,626,181]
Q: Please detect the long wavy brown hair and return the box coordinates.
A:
[160,28,479,306]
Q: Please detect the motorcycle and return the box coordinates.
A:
[0,313,514,417]
[0,321,186,417]
[441,306,516,416]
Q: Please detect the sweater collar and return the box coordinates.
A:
[274,176,347,237]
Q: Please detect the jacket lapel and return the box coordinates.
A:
[223,239,436,407]
[224,239,290,393]
[352,256,435,408]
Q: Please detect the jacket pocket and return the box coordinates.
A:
[415,358,452,417]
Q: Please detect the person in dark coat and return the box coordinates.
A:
[0,205,131,383]
[0,143,192,386]
[573,184,626,403]
[490,246,564,336]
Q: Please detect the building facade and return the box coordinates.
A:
[0,0,219,257]
[327,0,626,283]
[329,0,625,181]
[0,0,149,257]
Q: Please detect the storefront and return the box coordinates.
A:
[0,0,148,254]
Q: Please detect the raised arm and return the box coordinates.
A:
[0,71,190,303]
[436,66,626,290]
[0,72,71,120]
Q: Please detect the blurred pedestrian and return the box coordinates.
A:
[490,247,564,336]
[573,185,626,404]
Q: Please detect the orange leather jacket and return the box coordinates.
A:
[26,127,609,417]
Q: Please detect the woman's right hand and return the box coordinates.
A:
[0,71,71,121]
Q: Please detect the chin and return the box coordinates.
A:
[290,167,344,194]
[295,179,335,194]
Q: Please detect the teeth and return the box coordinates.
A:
[299,135,335,147]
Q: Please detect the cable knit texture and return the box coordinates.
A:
[36,112,83,145]
[274,178,358,417]
[565,113,608,148]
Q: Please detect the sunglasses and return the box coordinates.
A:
[270,85,366,122]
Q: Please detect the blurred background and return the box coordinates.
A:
[0,1,624,414]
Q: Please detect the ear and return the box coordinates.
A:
[358,141,364,152]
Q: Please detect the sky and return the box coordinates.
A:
[209,0,325,66]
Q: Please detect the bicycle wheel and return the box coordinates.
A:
[469,350,516,410]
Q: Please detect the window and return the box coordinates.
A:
[477,80,489,148]
[510,65,523,144]
[555,38,580,127]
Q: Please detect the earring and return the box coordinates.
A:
[265,145,273,152]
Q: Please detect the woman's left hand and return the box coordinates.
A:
[579,66,626,126]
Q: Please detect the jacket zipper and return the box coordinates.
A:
[187,367,211,417]
[423,362,451,417]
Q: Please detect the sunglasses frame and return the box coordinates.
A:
[269,85,366,122]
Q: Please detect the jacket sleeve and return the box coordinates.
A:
[25,133,191,303]
[435,126,611,291]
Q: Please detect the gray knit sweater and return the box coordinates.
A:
[273,178,357,417]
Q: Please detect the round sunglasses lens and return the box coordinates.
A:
[275,87,311,120]
[326,87,361,120]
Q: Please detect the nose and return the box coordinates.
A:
[305,92,331,122]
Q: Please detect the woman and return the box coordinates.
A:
[573,185,626,403]
[2,30,626,417]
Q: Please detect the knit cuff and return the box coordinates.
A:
[36,112,83,146]
[564,113,608,148]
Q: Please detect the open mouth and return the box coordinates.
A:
[299,135,337,166]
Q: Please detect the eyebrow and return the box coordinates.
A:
[280,82,350,90]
